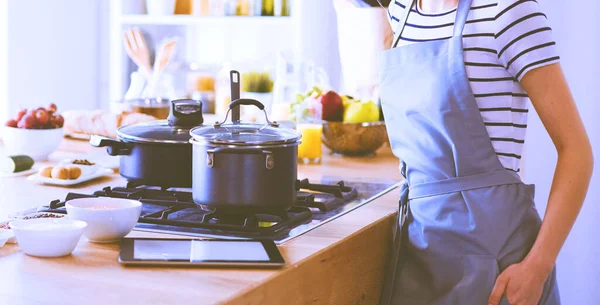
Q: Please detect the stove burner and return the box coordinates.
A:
[39,179,365,240]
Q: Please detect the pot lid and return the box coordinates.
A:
[118,99,204,144]
[118,121,194,144]
[190,123,302,145]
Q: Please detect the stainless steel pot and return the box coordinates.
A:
[91,99,204,187]
[190,98,302,213]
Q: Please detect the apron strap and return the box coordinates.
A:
[453,0,474,37]
[391,0,416,48]
[409,169,522,200]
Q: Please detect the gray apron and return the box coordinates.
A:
[377,0,561,304]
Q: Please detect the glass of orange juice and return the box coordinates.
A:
[297,122,323,164]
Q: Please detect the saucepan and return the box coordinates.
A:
[189,98,302,213]
[90,99,204,187]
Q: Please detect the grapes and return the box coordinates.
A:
[5,104,62,129]
[51,115,65,128]
[15,109,27,122]
[5,119,18,128]
[47,103,57,114]
[36,109,50,125]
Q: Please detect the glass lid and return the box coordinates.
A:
[118,121,195,144]
[190,122,302,145]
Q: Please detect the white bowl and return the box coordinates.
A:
[2,126,64,161]
[66,198,142,244]
[0,229,14,248]
[9,218,87,257]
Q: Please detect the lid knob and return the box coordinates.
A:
[168,99,204,127]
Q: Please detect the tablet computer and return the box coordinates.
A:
[118,238,285,268]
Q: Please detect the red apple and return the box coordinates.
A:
[51,114,64,128]
[5,119,18,128]
[18,113,37,129]
[15,109,27,122]
[35,109,50,125]
[320,91,344,122]
[47,103,57,114]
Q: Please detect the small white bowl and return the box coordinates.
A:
[66,198,142,244]
[2,126,64,161]
[9,218,87,257]
[0,229,14,248]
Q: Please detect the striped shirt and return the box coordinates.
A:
[387,0,560,172]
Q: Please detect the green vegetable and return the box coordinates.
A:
[241,72,274,93]
[1,155,34,173]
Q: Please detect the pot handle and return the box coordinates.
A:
[206,147,275,170]
[89,135,132,156]
[214,98,279,128]
[229,98,264,111]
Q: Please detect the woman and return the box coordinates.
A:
[376,0,593,305]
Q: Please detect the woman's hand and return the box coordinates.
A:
[487,259,551,305]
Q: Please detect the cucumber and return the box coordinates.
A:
[0,155,34,173]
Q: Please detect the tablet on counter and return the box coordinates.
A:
[118,238,285,268]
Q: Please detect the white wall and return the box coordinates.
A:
[5,0,104,118]
[523,1,600,304]
[0,1,8,121]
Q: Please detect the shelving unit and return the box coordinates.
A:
[108,0,296,104]
[119,14,292,26]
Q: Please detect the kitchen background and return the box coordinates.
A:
[0,0,598,303]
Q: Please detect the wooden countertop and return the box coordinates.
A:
[0,139,403,305]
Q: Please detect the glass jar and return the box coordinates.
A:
[261,0,274,16]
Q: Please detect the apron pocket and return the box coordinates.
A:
[457,255,512,305]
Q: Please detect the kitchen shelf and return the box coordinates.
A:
[119,14,292,26]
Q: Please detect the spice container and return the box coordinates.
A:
[223,0,237,16]
[188,74,216,113]
[252,0,262,16]
[236,0,252,16]
[262,0,274,16]
[191,0,211,15]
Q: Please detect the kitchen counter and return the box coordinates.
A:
[0,139,403,305]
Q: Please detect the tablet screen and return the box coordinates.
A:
[132,239,272,262]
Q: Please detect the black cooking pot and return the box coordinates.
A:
[189,98,302,213]
[90,99,204,187]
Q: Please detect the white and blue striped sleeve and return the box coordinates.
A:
[494,0,560,81]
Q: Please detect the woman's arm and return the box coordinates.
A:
[489,63,594,305]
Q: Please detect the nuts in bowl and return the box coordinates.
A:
[66,197,142,243]
[3,104,65,161]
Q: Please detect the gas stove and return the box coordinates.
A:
[31,177,398,244]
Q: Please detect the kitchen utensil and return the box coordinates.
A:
[123,28,153,78]
[124,71,148,100]
[27,168,114,186]
[2,126,64,161]
[321,121,388,156]
[9,218,87,257]
[230,70,241,122]
[148,39,177,98]
[66,198,142,243]
[90,99,203,187]
[190,98,302,213]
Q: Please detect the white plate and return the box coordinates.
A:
[27,168,114,186]
[0,168,37,178]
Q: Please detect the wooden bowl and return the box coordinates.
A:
[322,121,388,156]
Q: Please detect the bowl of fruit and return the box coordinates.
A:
[294,87,388,156]
[3,104,65,161]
